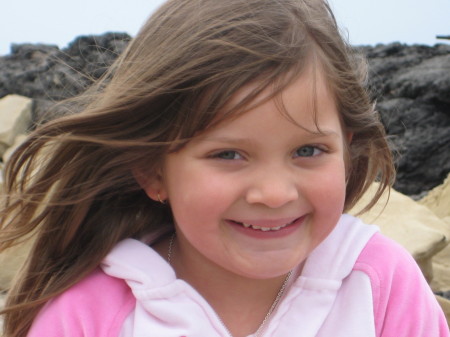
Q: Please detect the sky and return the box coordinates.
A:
[1,0,449,56]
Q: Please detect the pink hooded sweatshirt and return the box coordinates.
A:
[28,214,449,336]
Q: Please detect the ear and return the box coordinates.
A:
[132,168,167,202]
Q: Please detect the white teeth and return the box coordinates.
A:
[240,221,293,231]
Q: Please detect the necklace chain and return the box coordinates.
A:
[253,269,292,337]
[167,233,292,337]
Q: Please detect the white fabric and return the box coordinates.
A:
[102,214,379,337]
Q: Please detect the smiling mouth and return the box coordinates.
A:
[232,218,299,232]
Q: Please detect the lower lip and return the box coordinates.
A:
[226,217,305,239]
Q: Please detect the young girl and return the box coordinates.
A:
[0,0,448,336]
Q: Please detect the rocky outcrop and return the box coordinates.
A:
[419,174,450,326]
[360,43,450,197]
[0,33,131,101]
[420,174,450,221]
[0,33,131,124]
[420,174,450,293]
[349,181,450,283]
[0,35,449,197]
[0,95,32,152]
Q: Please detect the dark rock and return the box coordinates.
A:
[0,32,131,102]
[359,43,450,196]
[31,99,58,127]
[435,290,450,301]
[0,35,449,196]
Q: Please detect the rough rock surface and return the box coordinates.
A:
[349,182,450,283]
[421,173,450,294]
[0,95,32,150]
[0,33,130,101]
[0,35,449,196]
[360,43,450,196]
[0,33,131,124]
[420,173,450,220]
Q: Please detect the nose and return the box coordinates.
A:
[245,167,299,208]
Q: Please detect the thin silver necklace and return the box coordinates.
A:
[168,233,292,337]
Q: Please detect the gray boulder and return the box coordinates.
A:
[0,33,131,123]
[359,43,450,196]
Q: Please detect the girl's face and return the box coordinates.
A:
[142,67,350,280]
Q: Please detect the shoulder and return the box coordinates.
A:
[28,268,136,337]
[354,231,418,279]
[353,232,424,316]
[354,232,449,337]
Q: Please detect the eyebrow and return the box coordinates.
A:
[198,130,341,145]
[196,136,255,146]
[300,129,341,138]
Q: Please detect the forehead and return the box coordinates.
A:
[219,64,340,134]
[185,67,344,149]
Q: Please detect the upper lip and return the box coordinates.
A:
[229,216,302,228]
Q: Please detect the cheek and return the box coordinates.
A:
[165,168,233,220]
[307,161,347,234]
[321,170,347,208]
[316,159,347,201]
[172,172,227,201]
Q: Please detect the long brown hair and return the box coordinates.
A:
[0,0,394,335]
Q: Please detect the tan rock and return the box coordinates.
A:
[0,161,3,189]
[2,134,28,163]
[0,131,48,293]
[0,291,4,307]
[0,95,32,158]
[0,292,5,330]
[430,217,450,292]
[349,183,450,283]
[417,177,450,292]
[436,295,450,330]
[0,143,8,160]
[419,173,450,219]
[0,241,32,291]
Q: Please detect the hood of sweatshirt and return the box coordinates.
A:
[101,214,378,337]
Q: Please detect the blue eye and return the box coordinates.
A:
[295,146,321,157]
[214,150,242,160]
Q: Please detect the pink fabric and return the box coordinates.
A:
[355,232,449,337]
[28,268,135,337]
[27,228,449,336]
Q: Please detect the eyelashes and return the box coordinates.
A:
[294,145,324,158]
[211,150,243,160]
[209,145,326,161]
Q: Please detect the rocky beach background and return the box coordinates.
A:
[0,33,449,327]
[1,33,449,196]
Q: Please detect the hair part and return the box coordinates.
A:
[0,0,394,335]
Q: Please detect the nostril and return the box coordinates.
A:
[245,185,299,208]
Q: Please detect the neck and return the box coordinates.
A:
[181,262,291,337]
[167,234,293,337]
